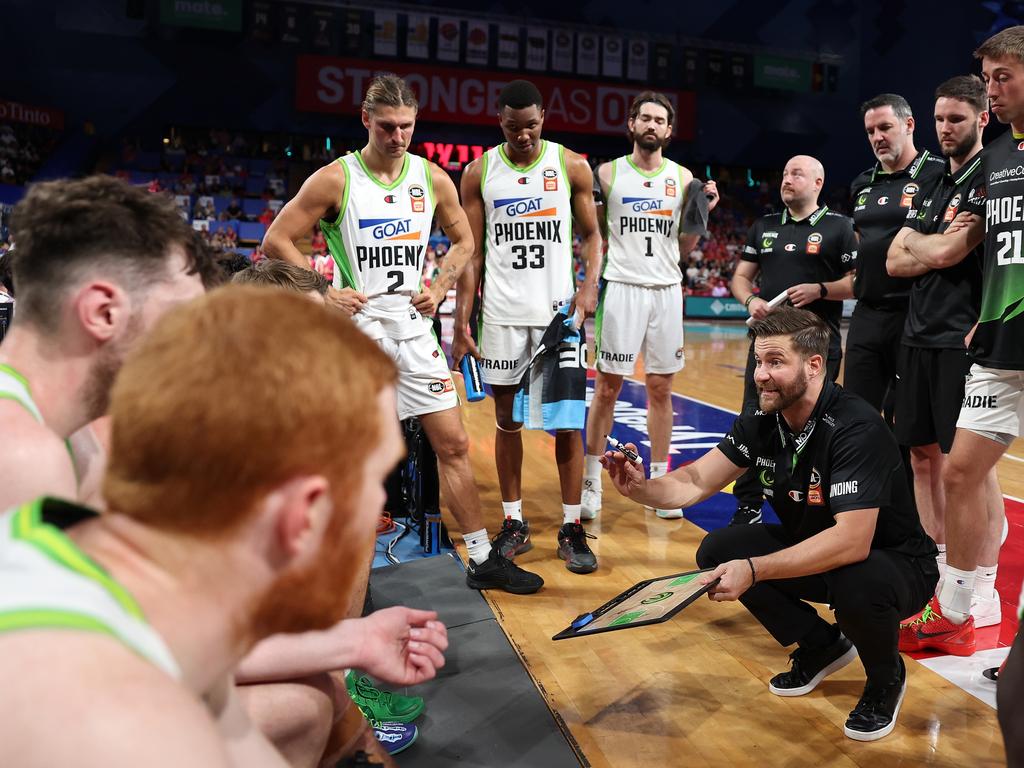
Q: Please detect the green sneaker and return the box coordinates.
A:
[346,673,425,723]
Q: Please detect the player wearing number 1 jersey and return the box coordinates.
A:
[455,80,604,575]
[265,75,542,595]
[582,92,718,521]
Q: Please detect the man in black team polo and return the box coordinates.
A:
[848,94,945,417]
[602,307,937,742]
[885,75,1005,633]
[728,155,856,525]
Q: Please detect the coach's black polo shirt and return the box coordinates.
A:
[903,151,985,349]
[850,150,946,306]
[716,378,936,559]
[741,205,856,355]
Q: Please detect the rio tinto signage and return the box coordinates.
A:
[295,55,695,139]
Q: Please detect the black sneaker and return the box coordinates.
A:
[768,633,857,697]
[465,548,544,594]
[557,522,598,574]
[493,518,533,560]
[844,656,907,742]
[729,505,763,525]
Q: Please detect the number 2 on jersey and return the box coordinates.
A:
[511,243,546,270]
[386,270,404,292]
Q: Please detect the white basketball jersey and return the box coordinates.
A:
[321,152,436,340]
[0,499,181,679]
[602,156,687,287]
[481,140,575,327]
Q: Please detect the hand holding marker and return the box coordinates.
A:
[606,435,642,465]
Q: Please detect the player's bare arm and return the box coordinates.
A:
[0,632,232,768]
[595,160,613,240]
[704,507,879,600]
[0,410,77,509]
[566,150,602,316]
[452,157,485,363]
[262,162,367,316]
[902,211,984,269]
[787,273,856,307]
[602,442,744,510]
[886,226,932,277]
[412,164,474,318]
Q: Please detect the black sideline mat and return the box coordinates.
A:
[359,555,581,768]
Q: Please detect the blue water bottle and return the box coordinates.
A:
[460,354,486,402]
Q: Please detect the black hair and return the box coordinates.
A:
[498,80,543,111]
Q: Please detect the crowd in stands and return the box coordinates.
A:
[0,124,60,187]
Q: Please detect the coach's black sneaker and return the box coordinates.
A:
[557,522,598,574]
[729,505,763,526]
[768,633,857,697]
[493,518,533,560]
[844,656,907,742]
[465,548,544,594]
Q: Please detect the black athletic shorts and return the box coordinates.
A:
[894,345,972,453]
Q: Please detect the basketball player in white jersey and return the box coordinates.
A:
[264,75,542,594]
[454,80,604,574]
[0,288,447,767]
[581,92,719,520]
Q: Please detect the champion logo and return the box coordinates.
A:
[784,243,796,252]
[643,180,654,188]
[384,194,396,204]
[1018,140,1024,151]
[517,176,530,185]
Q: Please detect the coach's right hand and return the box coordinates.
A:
[747,297,770,321]
[601,443,646,499]
[451,327,481,366]
[328,286,368,317]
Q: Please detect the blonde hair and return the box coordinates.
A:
[363,74,418,114]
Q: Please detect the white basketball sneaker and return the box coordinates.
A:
[971,592,1002,628]
[581,478,601,521]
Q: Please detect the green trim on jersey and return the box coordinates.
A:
[954,155,983,185]
[320,160,358,290]
[0,362,29,389]
[0,607,125,641]
[354,151,410,191]
[423,157,435,211]
[498,140,547,173]
[601,161,618,270]
[625,155,667,179]
[11,500,145,621]
[0,363,42,424]
[677,165,687,226]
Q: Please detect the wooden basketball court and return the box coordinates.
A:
[444,320,1014,768]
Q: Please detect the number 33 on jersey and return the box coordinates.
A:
[481,140,576,327]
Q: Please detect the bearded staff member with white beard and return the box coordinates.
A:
[602,308,937,742]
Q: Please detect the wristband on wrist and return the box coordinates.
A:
[744,295,756,309]
[747,557,757,586]
[819,282,828,298]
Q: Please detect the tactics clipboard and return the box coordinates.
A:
[551,568,720,641]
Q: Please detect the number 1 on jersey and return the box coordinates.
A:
[644,236,653,258]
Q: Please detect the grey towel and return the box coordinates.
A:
[681,178,710,236]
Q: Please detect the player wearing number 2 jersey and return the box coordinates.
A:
[455,80,604,576]
[265,75,542,594]
[582,92,719,521]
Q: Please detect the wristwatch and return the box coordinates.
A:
[818,282,828,298]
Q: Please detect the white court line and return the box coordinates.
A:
[1001,453,1024,464]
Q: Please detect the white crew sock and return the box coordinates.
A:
[563,503,582,525]
[938,565,975,624]
[974,565,998,600]
[501,499,523,522]
[650,461,669,479]
[463,528,491,566]
[584,454,603,481]
[935,544,947,582]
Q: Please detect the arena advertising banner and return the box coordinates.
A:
[753,55,812,92]
[295,55,695,139]
[0,100,63,130]
[159,0,241,31]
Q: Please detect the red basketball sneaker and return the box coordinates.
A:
[898,596,976,655]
